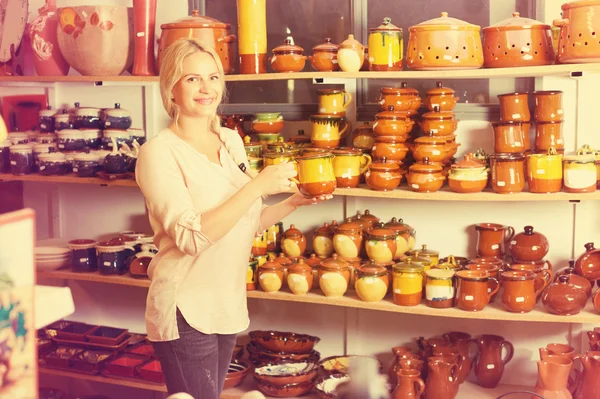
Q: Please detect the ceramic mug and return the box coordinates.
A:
[455,270,500,311]
[96,241,135,275]
[291,153,336,197]
[317,89,352,117]
[68,239,98,272]
[501,270,548,313]
[331,148,372,188]
[310,115,350,149]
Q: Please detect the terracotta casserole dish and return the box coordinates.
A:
[554,0,600,63]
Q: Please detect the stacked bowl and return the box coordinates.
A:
[35,246,71,271]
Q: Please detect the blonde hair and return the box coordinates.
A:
[159,38,226,134]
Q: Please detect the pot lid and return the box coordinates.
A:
[57,130,84,139]
[414,133,448,145]
[452,153,486,169]
[273,39,304,54]
[427,82,455,96]
[360,209,380,225]
[103,129,132,138]
[489,153,525,161]
[104,103,130,118]
[306,253,322,268]
[9,144,32,153]
[74,107,101,117]
[409,158,443,173]
[370,17,402,32]
[407,244,439,257]
[426,268,455,279]
[411,12,481,31]
[393,257,425,273]
[54,112,70,120]
[74,152,102,162]
[274,253,293,266]
[313,38,339,53]
[357,261,388,277]
[332,148,362,156]
[39,106,54,117]
[381,82,419,96]
[261,254,284,271]
[284,224,304,238]
[161,10,230,29]
[369,158,401,172]
[398,254,432,266]
[38,152,67,162]
[290,129,311,144]
[288,258,312,274]
[375,106,413,120]
[385,217,411,234]
[485,12,550,30]
[336,217,363,232]
[314,222,335,237]
[436,256,463,271]
[320,253,350,270]
[339,34,364,51]
[366,222,397,240]
[295,152,333,161]
[422,107,455,120]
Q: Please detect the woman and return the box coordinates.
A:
[135,38,331,399]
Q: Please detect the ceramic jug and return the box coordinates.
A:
[389,346,418,387]
[292,152,336,197]
[574,351,600,399]
[443,331,476,384]
[310,115,349,149]
[536,356,578,399]
[392,369,425,399]
[475,223,515,258]
[473,334,514,388]
[423,358,459,399]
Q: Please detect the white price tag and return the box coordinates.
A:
[516,297,525,303]
[432,150,441,155]
[136,32,145,37]
[411,184,419,189]
[491,244,499,250]
[79,258,88,263]
[536,169,545,175]
[512,113,521,119]
[10,161,16,165]
[497,181,506,187]
[465,295,474,301]
[103,261,111,266]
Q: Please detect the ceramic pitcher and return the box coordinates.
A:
[443,331,476,384]
[474,222,515,257]
[536,356,578,399]
[574,351,600,399]
[392,369,425,399]
[423,358,459,399]
[473,334,514,388]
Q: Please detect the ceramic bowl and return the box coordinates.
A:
[246,342,320,366]
[224,360,250,389]
[255,378,315,398]
[318,355,383,376]
[249,330,320,354]
[36,257,71,271]
[314,374,350,399]
[253,361,318,385]
[252,119,284,134]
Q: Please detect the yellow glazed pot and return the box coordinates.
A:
[310,115,349,149]
[317,89,352,117]
[293,152,337,197]
[392,259,424,306]
[368,17,403,71]
[526,147,563,193]
[331,148,372,188]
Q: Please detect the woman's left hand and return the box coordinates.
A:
[289,191,333,208]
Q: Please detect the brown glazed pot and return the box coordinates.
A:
[281,224,307,259]
[534,91,564,122]
[473,334,514,389]
[542,275,588,315]
[372,136,411,161]
[270,39,307,72]
[554,261,592,298]
[309,38,339,72]
[378,87,419,112]
[423,358,460,399]
[332,218,363,258]
[497,92,531,122]
[455,270,500,311]
[373,106,415,137]
[392,368,425,399]
[574,242,600,281]
[419,107,459,136]
[574,350,600,399]
[501,270,547,313]
[475,223,515,258]
[424,82,459,112]
[443,331,476,384]
[492,121,526,153]
[489,153,526,194]
[535,121,564,151]
[313,222,335,259]
[509,260,553,297]
[365,158,403,191]
[509,225,549,261]
[406,158,446,193]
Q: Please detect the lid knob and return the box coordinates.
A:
[74,102,80,108]
[401,82,407,88]
[387,105,395,111]
[115,103,121,109]
[436,81,443,88]
[568,259,575,267]
[298,129,305,136]
[381,157,387,163]
[285,38,292,45]
[383,17,392,25]
[47,105,51,110]
[192,10,200,16]
[244,135,250,143]
[440,12,448,18]
[585,242,595,251]
[423,156,430,164]
[433,105,440,112]
[524,226,534,235]
[512,12,520,17]
[325,37,332,43]
[557,275,569,284]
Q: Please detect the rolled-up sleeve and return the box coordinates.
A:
[136,143,213,256]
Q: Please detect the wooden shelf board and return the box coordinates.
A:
[4,174,600,201]
[37,269,600,324]
[1,64,600,84]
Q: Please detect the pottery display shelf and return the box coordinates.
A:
[1,63,600,84]
[4,173,600,201]
[37,270,599,324]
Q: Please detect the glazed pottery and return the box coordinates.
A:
[535,356,576,399]
[542,275,588,315]
[373,106,415,136]
[483,12,555,68]
[319,254,351,298]
[492,121,526,153]
[131,0,157,76]
[423,358,460,399]
[527,148,563,193]
[489,153,526,194]
[251,232,267,256]
[425,82,459,112]
[355,209,380,229]
[237,0,267,74]
[270,39,307,72]
[501,270,547,313]
[475,223,515,258]
[281,225,306,259]
[310,115,349,149]
[9,145,33,176]
[57,6,134,76]
[354,262,389,303]
[249,330,320,354]
[535,121,564,151]
[158,11,235,74]
[253,361,318,386]
[252,112,284,134]
[540,343,576,360]
[285,258,313,294]
[368,17,403,71]
[352,122,376,151]
[333,218,363,258]
[411,133,454,163]
[29,0,70,76]
[337,34,364,72]
[555,260,592,298]
[534,91,564,122]
[406,158,445,193]
[508,260,553,297]
[385,217,412,260]
[425,268,455,309]
[258,255,284,293]
[309,38,339,72]
[293,152,336,197]
[443,332,476,384]
[406,244,439,267]
[455,270,499,311]
[406,12,484,70]
[498,92,530,122]
[509,225,549,262]
[554,1,600,63]
[68,239,98,272]
[365,158,402,191]
[392,369,425,399]
[563,152,597,193]
[313,222,335,259]
[317,89,352,117]
[419,107,459,136]
[364,223,397,264]
[448,153,489,193]
[378,87,421,113]
[372,136,410,161]
[574,351,600,399]
[473,334,514,389]
[392,258,424,306]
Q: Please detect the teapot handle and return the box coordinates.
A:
[500,340,514,365]
[343,91,353,110]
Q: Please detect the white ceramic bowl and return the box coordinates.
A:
[35,247,71,257]
[36,257,70,271]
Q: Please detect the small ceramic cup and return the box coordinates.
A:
[68,239,98,272]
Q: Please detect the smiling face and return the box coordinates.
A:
[171,51,223,119]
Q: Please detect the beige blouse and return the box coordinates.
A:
[135,127,263,341]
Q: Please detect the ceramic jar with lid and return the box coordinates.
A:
[102,129,132,151]
[243,136,263,159]
[355,261,390,302]
[378,87,420,115]
[498,92,531,122]
[38,153,69,176]
[372,136,410,162]
[527,148,563,193]
[333,218,363,258]
[97,240,135,275]
[270,39,307,73]
[56,130,84,152]
[331,148,372,188]
[81,129,102,150]
[509,226,549,262]
[407,244,439,267]
[274,253,293,286]
[368,17,403,71]
[482,12,555,68]
[309,38,339,71]
[38,106,55,133]
[365,223,398,264]
[489,153,525,193]
[281,224,306,259]
[411,132,454,163]
[73,107,102,129]
[385,217,412,259]
[425,268,456,308]
[9,145,34,175]
[53,109,72,131]
[306,253,322,283]
[419,107,459,136]
[266,222,283,253]
[555,260,592,298]
[337,34,364,72]
[563,151,597,193]
[373,106,415,137]
[406,12,484,70]
[313,222,335,259]
[352,122,376,151]
[448,153,489,193]
[492,121,526,153]
[8,132,29,146]
[258,255,284,293]
[102,103,132,130]
[392,258,424,306]
[365,158,403,191]
[251,232,268,256]
[574,242,600,282]
[455,270,500,311]
[542,275,588,315]
[356,209,380,229]
[318,254,351,297]
[425,82,459,111]
[554,0,600,64]
[287,259,313,295]
[406,158,445,193]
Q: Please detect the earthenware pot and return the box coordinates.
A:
[501,270,547,313]
[497,92,530,122]
[554,0,600,64]
[331,148,371,188]
[575,242,600,281]
[270,39,307,73]
[365,158,402,191]
[281,224,306,259]
[310,115,349,149]
[492,121,526,153]
[542,275,588,315]
[333,218,363,258]
[455,270,499,311]
[337,34,364,72]
[368,17,403,71]
[309,37,339,72]
[392,259,424,306]
[533,91,564,122]
[424,82,459,111]
[293,152,336,197]
[319,254,351,297]
[489,153,526,194]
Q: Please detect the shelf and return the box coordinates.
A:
[4,174,600,201]
[34,285,74,329]
[37,270,600,324]
[1,63,600,84]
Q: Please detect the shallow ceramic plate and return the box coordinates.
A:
[254,362,314,376]
[35,246,71,257]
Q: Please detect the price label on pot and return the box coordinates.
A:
[487,364,496,370]
[497,181,506,187]
[432,150,441,155]
[557,139,563,144]
[491,244,499,250]
[558,109,564,114]
[73,168,78,172]
[411,184,419,189]
[516,297,525,303]
[80,258,88,263]
[510,241,517,245]
[521,46,531,53]
[512,113,521,119]
[443,55,452,61]
[537,169,545,175]
[136,31,145,37]
[58,144,64,149]
[514,142,522,146]
[464,295,474,301]
[104,261,112,266]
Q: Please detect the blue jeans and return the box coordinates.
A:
[152,309,237,399]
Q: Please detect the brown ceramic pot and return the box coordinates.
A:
[509,260,553,297]
[474,223,515,258]
[489,153,526,193]
[378,87,419,112]
[392,369,425,399]
[540,343,576,360]
[473,334,514,389]
[501,270,547,313]
[309,38,339,72]
[318,254,351,297]
[333,218,363,258]
[574,242,600,281]
[372,136,411,161]
[351,122,376,152]
[406,158,446,193]
[258,255,284,293]
[497,92,531,122]
[534,121,564,151]
[286,258,314,295]
[508,225,549,261]
[365,158,403,191]
[411,133,454,163]
[534,91,564,122]
[364,223,398,264]
[424,82,459,112]
[373,106,415,137]
[573,350,600,399]
[270,39,307,72]
[281,224,306,259]
[554,261,592,298]
[423,358,460,399]
[443,332,476,384]
[542,275,588,315]
[455,270,500,311]
[313,222,335,259]
[492,121,526,153]
[419,107,459,136]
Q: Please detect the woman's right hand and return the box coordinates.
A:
[250,163,297,196]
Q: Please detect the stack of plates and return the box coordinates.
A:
[35,246,71,271]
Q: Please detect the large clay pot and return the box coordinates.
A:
[131,0,157,76]
[237,0,267,74]
[473,334,514,389]
[475,223,514,258]
[56,6,134,76]
[500,270,547,313]
[574,351,600,399]
[542,275,588,315]
[29,0,70,76]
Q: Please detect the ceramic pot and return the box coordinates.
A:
[419,107,459,136]
[406,12,484,70]
[57,6,134,76]
[313,222,335,259]
[373,106,415,137]
[424,82,459,111]
[365,158,402,191]
[527,148,563,193]
[392,259,424,306]
[258,255,284,293]
[492,121,526,153]
[310,115,349,149]
[237,0,266,74]
[575,242,600,281]
[498,92,530,122]
[509,225,549,261]
[158,11,235,74]
[443,332,476,384]
[535,121,564,151]
[475,223,514,258]
[354,262,390,303]
[392,369,425,399]
[574,351,600,399]
[355,209,380,230]
[385,218,412,260]
[423,358,460,399]
[352,122,376,151]
[38,153,69,176]
[131,0,157,76]
[563,152,597,193]
[365,223,397,264]
[540,344,576,361]
[318,254,351,297]
[483,12,555,68]
[473,334,514,389]
[309,38,339,72]
[270,39,307,73]
[333,218,363,258]
[30,0,69,76]
[509,260,553,297]
[406,244,439,267]
[378,88,420,114]
[489,153,525,194]
[555,261,592,298]
[501,270,547,313]
[251,232,267,256]
[389,346,420,387]
[425,268,455,308]
[455,270,500,311]
[554,1,600,63]
[337,34,364,72]
[281,225,306,259]
[102,103,132,130]
[286,259,313,295]
[317,89,352,117]
[293,152,336,197]
[448,153,489,193]
[373,136,410,161]
[534,91,564,122]
[406,158,445,193]
[542,275,588,315]
[368,17,403,71]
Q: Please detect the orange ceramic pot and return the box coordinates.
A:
[554,1,600,63]
[365,223,397,264]
[310,115,349,149]
[365,158,403,191]
[533,91,564,122]
[509,260,553,296]
[373,106,415,137]
[534,121,564,151]
[501,270,547,313]
[497,92,531,122]
[331,148,371,188]
[447,153,489,193]
[492,121,526,153]
[318,254,351,297]
[333,218,363,258]
[419,107,459,136]
[455,270,500,311]
[378,88,419,112]
[351,122,376,151]
[483,12,555,68]
[527,148,563,193]
[354,262,390,302]
[424,82,459,111]
[309,38,339,72]
[281,225,306,259]
[270,39,307,72]
[372,137,410,161]
[406,12,484,70]
[293,152,336,197]
[392,259,424,306]
[489,153,525,194]
[474,223,515,258]
[258,254,284,293]
[406,158,445,193]
[287,259,314,295]
[313,222,335,259]
[411,133,453,163]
